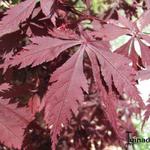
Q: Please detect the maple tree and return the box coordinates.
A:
[0,0,150,149]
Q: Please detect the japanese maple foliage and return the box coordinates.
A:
[0,0,150,149]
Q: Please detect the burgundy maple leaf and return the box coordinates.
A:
[0,0,148,150]
[94,15,150,68]
[40,45,88,149]
[0,0,36,37]
[0,98,33,149]
[85,41,144,108]
[2,36,81,70]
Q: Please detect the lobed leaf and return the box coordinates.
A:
[0,98,33,149]
[3,36,81,69]
[41,45,88,149]
[0,0,36,37]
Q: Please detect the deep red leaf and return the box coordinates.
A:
[115,38,139,68]
[86,42,144,107]
[0,1,149,149]
[86,49,126,141]
[94,23,129,40]
[0,83,11,92]
[3,36,81,69]
[0,0,36,37]
[0,98,33,149]
[138,39,150,66]
[40,45,88,149]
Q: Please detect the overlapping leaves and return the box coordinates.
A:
[0,0,150,150]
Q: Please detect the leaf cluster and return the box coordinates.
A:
[0,0,150,149]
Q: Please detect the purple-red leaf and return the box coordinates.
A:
[0,98,33,149]
[0,83,11,92]
[40,0,54,16]
[115,38,139,68]
[0,0,36,37]
[41,45,88,149]
[86,49,126,140]
[94,23,129,40]
[86,42,144,107]
[3,36,81,69]
[136,67,150,80]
